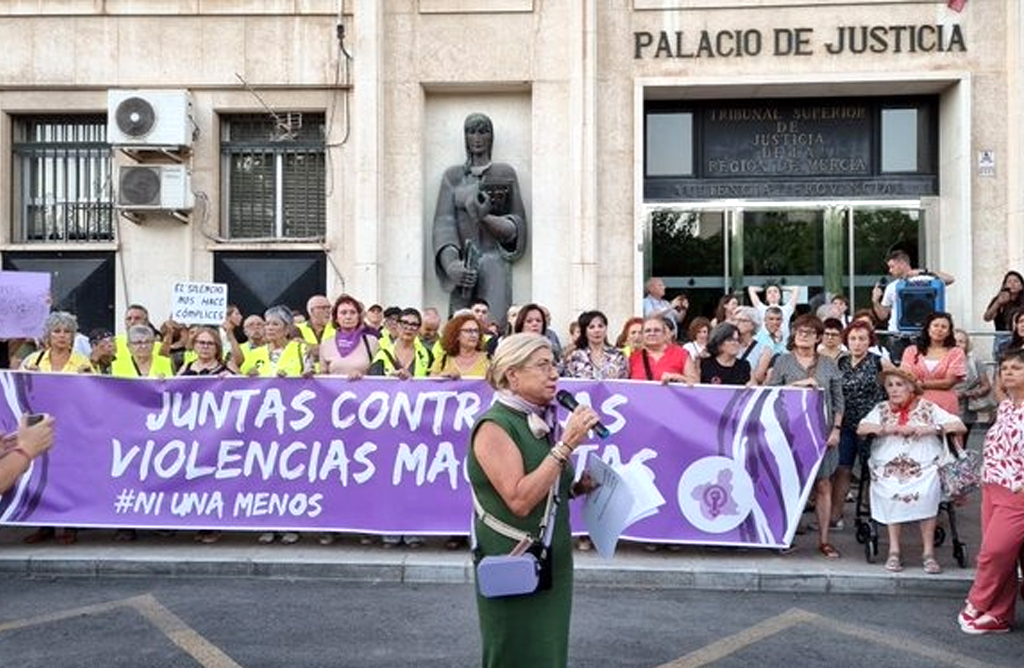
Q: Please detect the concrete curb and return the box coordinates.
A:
[0,541,974,597]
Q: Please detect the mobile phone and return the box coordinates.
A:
[25,413,45,426]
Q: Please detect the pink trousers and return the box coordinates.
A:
[967,483,1024,623]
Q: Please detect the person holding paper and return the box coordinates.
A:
[469,333,599,668]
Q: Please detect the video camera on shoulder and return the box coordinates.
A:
[894,275,945,333]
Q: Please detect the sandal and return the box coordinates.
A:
[818,542,840,560]
[923,556,943,574]
[885,553,903,572]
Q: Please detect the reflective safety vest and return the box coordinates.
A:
[371,339,433,377]
[297,322,336,347]
[111,353,175,378]
[114,335,165,362]
[239,340,309,377]
[378,329,395,353]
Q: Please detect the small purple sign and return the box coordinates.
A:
[0,271,51,339]
[0,372,826,548]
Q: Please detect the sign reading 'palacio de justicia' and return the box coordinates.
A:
[634,24,966,59]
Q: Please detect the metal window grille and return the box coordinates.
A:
[12,115,114,242]
[221,114,326,239]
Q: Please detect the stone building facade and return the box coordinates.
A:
[0,0,1020,341]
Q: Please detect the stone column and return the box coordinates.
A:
[350,0,385,304]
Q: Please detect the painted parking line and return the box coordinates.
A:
[0,593,243,668]
[657,607,996,668]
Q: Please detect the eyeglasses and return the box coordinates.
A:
[521,360,555,374]
[460,328,480,336]
[195,340,216,346]
[823,332,841,338]
[399,320,421,328]
[795,328,819,336]
[129,340,153,346]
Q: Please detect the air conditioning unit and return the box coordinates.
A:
[108,89,194,147]
[116,165,194,211]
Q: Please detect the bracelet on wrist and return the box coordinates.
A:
[548,451,567,468]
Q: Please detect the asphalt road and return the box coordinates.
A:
[1,576,1018,668]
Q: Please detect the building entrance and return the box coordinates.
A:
[645,202,923,324]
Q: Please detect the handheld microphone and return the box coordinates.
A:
[555,390,610,439]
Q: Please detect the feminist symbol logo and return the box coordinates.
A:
[677,456,754,534]
[694,470,739,522]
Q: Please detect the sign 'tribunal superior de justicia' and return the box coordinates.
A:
[634,24,966,59]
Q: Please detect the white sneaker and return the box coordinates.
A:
[279,532,300,544]
[257,532,276,544]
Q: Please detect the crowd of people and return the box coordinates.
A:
[4,252,1024,642]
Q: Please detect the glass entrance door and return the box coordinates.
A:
[645,202,923,323]
[647,207,731,322]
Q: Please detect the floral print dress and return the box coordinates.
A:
[861,398,962,524]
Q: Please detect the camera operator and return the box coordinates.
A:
[871,250,955,360]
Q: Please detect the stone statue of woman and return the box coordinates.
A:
[432,113,527,327]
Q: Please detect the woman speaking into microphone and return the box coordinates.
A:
[469,333,600,668]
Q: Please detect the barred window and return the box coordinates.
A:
[221,113,326,239]
[12,115,114,242]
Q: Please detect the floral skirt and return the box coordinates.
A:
[869,435,943,524]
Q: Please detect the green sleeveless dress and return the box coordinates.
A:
[468,403,575,668]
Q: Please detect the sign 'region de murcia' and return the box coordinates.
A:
[635,24,966,59]
[703,105,870,178]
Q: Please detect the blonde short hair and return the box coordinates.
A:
[487,333,551,391]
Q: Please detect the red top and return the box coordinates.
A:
[628,344,689,381]
[983,399,1024,493]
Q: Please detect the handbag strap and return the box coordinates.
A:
[642,349,654,381]
[472,480,558,548]
[945,432,966,458]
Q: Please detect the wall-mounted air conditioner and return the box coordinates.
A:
[116,165,194,211]
[108,89,194,147]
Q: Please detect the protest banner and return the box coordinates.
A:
[0,373,826,548]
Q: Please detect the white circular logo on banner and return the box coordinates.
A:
[677,456,755,534]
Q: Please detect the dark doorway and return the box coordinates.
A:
[213,251,327,323]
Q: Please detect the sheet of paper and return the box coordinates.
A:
[618,459,666,525]
[580,456,637,559]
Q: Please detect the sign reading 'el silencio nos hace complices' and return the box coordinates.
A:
[634,24,966,59]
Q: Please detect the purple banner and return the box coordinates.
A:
[0,372,826,548]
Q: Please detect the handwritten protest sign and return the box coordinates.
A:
[171,281,227,325]
[0,374,826,548]
[0,271,51,339]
